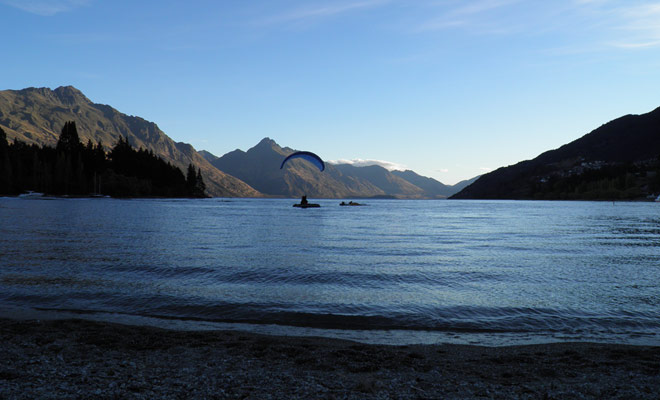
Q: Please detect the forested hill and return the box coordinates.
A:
[0,86,260,197]
[0,122,207,197]
[451,107,660,200]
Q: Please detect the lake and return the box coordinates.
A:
[1,197,659,346]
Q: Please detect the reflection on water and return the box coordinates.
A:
[1,197,659,345]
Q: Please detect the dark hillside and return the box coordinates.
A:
[452,107,660,200]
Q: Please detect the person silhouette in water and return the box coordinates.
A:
[301,195,308,205]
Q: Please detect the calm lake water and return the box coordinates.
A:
[1,197,659,346]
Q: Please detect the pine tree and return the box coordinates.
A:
[0,126,12,193]
[109,136,132,176]
[54,121,84,194]
[186,163,197,195]
[195,168,207,197]
[0,126,7,149]
[56,121,82,154]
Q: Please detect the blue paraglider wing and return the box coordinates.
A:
[280,151,325,171]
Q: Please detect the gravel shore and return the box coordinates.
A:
[1,318,659,399]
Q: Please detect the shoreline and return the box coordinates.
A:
[5,194,660,201]
[2,318,659,399]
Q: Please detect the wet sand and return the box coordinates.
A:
[1,318,659,399]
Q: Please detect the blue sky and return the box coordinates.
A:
[2,0,660,184]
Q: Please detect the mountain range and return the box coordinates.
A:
[4,85,655,200]
[1,86,469,198]
[201,138,475,199]
[451,107,660,200]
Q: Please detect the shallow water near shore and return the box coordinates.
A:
[1,197,659,345]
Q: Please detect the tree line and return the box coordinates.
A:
[0,121,207,197]
[529,161,660,200]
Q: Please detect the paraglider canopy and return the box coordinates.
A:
[280,151,325,172]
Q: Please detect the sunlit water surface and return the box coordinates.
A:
[1,197,659,346]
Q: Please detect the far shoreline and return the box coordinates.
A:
[5,192,660,201]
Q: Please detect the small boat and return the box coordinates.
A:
[656,194,660,202]
[293,203,320,208]
[18,191,44,198]
[340,201,364,206]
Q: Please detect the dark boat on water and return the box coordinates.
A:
[340,201,364,206]
[293,203,320,208]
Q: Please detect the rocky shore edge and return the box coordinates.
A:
[1,318,659,399]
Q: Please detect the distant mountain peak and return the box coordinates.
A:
[250,137,289,156]
[198,150,219,163]
[255,137,278,148]
[54,85,83,95]
[17,85,90,106]
[53,86,89,105]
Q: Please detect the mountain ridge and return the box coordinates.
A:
[451,107,660,200]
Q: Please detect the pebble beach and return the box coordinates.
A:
[1,318,659,399]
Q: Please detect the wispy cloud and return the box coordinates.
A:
[328,158,407,171]
[0,0,89,16]
[452,0,521,16]
[607,2,660,49]
[415,0,521,33]
[413,0,660,51]
[255,0,390,26]
[551,1,660,51]
[610,39,660,49]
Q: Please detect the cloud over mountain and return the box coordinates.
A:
[327,159,407,171]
